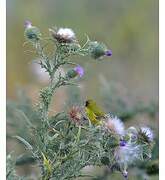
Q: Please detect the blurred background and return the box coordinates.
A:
[7,0,158,179]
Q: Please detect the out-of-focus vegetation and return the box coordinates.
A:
[7,0,158,179]
[7,0,158,101]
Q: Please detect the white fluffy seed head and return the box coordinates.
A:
[57,28,75,41]
[115,144,141,164]
[105,116,125,135]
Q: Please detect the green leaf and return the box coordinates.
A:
[16,154,35,165]
[13,136,33,150]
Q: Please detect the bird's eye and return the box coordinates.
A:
[85,101,89,107]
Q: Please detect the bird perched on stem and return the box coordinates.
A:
[85,99,106,125]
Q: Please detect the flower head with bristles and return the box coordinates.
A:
[115,143,141,165]
[49,28,76,43]
[137,127,154,144]
[74,65,84,78]
[105,115,125,135]
[68,106,82,124]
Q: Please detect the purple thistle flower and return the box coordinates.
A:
[105,49,112,57]
[120,140,127,147]
[74,65,84,78]
[24,20,32,29]
[140,127,153,142]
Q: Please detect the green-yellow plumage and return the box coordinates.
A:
[85,99,106,125]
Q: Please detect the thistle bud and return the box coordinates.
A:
[66,65,84,79]
[24,20,41,42]
[66,69,78,79]
[88,41,112,59]
[126,127,138,142]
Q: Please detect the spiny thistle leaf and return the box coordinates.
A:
[13,136,33,150]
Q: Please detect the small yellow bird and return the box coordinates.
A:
[85,99,106,125]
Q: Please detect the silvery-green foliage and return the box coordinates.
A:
[7,22,154,180]
[6,154,17,180]
[6,153,27,180]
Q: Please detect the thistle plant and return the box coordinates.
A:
[7,21,155,180]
